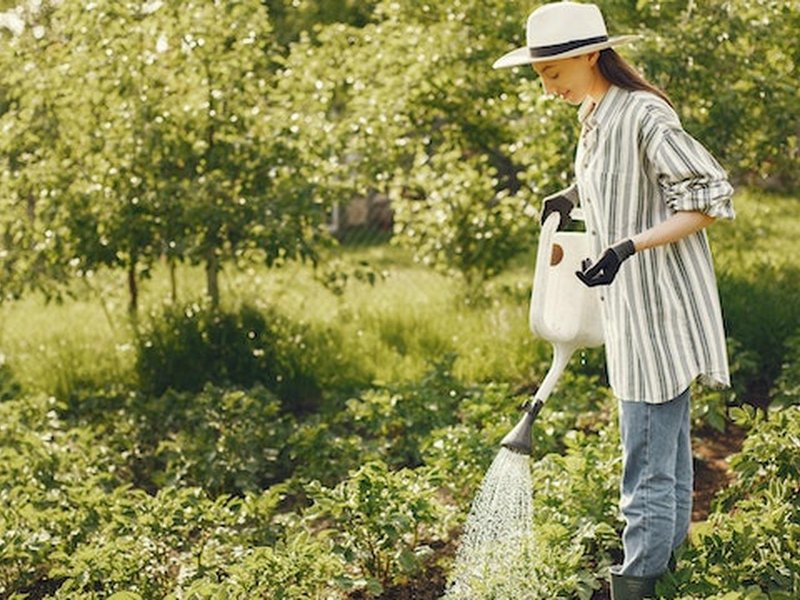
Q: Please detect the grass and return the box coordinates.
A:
[0,243,552,399]
[0,188,796,402]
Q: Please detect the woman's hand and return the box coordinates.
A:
[575,240,635,287]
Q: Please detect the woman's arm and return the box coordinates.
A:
[630,210,715,253]
[576,210,715,287]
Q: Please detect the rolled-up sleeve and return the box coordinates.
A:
[651,126,735,220]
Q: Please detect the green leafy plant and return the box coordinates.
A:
[179,529,343,600]
[771,330,800,408]
[286,355,466,489]
[448,423,622,599]
[0,355,20,401]
[308,460,448,596]
[659,406,800,598]
[691,337,761,432]
[151,385,295,495]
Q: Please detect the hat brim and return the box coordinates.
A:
[492,35,639,70]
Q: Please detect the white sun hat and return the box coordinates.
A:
[493,2,639,69]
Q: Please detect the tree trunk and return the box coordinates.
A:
[26,192,35,221]
[205,251,219,308]
[127,261,138,316]
[169,257,178,303]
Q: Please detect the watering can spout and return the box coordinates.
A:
[500,342,574,456]
[500,399,544,455]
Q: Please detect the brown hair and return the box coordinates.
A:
[597,48,672,107]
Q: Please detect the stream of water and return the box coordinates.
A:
[446,447,534,597]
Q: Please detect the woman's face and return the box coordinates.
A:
[532,52,601,105]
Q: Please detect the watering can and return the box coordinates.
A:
[501,208,604,455]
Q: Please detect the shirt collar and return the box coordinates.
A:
[578,84,626,128]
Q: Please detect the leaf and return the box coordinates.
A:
[398,547,418,573]
[107,592,144,600]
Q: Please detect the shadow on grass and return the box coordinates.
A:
[719,264,800,405]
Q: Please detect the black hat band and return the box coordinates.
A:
[529,35,609,58]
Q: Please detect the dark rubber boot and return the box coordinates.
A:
[610,571,658,599]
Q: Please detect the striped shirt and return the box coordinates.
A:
[573,85,735,403]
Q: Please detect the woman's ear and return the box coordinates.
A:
[586,51,600,67]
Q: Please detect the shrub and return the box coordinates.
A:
[691,337,762,431]
[135,302,323,411]
[286,355,466,488]
[771,330,800,408]
[0,355,21,401]
[421,382,524,509]
[0,395,130,596]
[342,354,465,468]
[179,529,343,600]
[51,483,342,599]
[150,385,295,496]
[717,266,800,398]
[308,460,449,596]
[422,372,614,509]
[0,413,338,600]
[715,405,800,510]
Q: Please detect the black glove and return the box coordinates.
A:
[575,239,636,287]
[539,185,577,231]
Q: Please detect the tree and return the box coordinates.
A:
[0,0,335,312]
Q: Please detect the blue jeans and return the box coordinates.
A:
[617,387,692,577]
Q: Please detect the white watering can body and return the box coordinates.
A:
[529,209,605,350]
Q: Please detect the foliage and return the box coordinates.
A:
[770,330,800,408]
[0,183,798,598]
[716,266,800,395]
[422,370,614,510]
[2,0,798,314]
[286,355,467,489]
[308,460,448,596]
[392,149,534,288]
[135,301,324,408]
[660,406,800,599]
[0,354,20,401]
[149,385,295,496]
[0,0,334,310]
[0,394,123,596]
[631,0,800,190]
[51,486,343,599]
[0,392,341,599]
[178,529,343,600]
[691,337,761,431]
[262,0,379,47]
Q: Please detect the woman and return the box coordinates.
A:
[493,2,735,599]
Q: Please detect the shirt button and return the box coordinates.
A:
[600,295,605,302]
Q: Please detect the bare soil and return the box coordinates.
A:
[691,423,746,522]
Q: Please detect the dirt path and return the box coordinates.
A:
[691,424,746,522]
